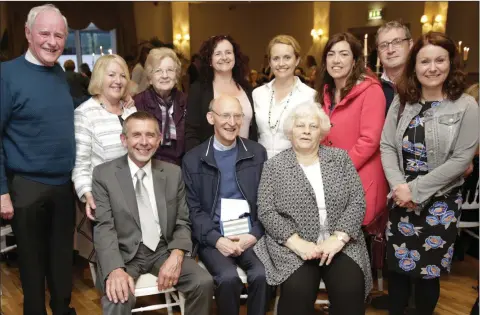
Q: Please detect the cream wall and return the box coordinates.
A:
[133,2,172,45]
[189,2,314,72]
[329,1,425,41]
[446,1,479,75]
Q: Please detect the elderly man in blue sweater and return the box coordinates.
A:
[0,4,77,315]
[182,95,269,315]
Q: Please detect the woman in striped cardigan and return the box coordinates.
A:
[72,54,136,261]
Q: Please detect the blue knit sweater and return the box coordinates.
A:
[213,145,244,222]
[0,55,76,194]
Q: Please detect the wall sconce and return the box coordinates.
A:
[310,28,324,40]
[420,14,444,32]
[173,33,190,46]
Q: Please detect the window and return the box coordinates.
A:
[59,23,116,72]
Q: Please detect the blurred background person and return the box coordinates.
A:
[187,53,201,86]
[304,55,317,87]
[185,35,257,151]
[131,42,154,94]
[380,31,478,315]
[72,54,136,261]
[253,35,316,159]
[80,62,92,78]
[63,59,90,107]
[249,69,259,88]
[316,32,388,227]
[134,47,187,166]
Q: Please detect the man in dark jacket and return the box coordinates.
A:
[376,21,413,114]
[182,95,269,315]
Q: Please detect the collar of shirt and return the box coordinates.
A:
[381,72,394,85]
[265,75,303,94]
[25,49,46,66]
[213,136,237,151]
[128,156,153,181]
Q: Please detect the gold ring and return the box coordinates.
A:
[169,281,173,285]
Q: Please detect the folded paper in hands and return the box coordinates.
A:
[220,198,251,237]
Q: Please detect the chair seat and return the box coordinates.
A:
[134,273,177,297]
[197,261,247,283]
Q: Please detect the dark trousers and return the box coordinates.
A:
[388,271,440,315]
[9,175,75,315]
[101,241,214,315]
[199,246,270,315]
[278,252,365,315]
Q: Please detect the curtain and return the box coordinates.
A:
[6,1,137,60]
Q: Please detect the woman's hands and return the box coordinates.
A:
[83,192,96,220]
[316,236,346,266]
[285,233,348,265]
[285,234,321,260]
[392,183,415,208]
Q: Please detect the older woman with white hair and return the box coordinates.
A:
[254,102,372,315]
[72,54,136,261]
[133,47,187,166]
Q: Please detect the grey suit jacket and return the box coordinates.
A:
[92,154,192,284]
[253,146,373,298]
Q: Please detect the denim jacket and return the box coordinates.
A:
[380,93,479,204]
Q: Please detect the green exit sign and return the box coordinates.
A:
[368,9,383,20]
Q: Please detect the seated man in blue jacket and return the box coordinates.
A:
[182,95,269,315]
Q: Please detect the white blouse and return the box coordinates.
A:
[300,162,330,243]
[72,97,136,201]
[253,76,317,159]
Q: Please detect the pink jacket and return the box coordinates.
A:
[321,76,388,225]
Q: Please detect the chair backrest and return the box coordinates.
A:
[462,179,479,211]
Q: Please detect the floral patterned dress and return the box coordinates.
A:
[386,101,462,279]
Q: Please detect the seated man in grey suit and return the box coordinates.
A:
[92,111,213,315]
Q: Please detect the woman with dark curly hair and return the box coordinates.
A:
[316,32,388,227]
[185,35,257,151]
[380,31,479,315]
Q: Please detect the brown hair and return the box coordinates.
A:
[198,35,249,91]
[397,31,466,105]
[315,32,377,104]
[122,111,160,136]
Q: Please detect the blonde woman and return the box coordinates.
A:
[133,48,187,166]
[72,54,136,261]
[253,35,316,159]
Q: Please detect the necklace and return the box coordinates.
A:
[268,87,294,132]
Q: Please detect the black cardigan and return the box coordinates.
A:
[184,81,258,152]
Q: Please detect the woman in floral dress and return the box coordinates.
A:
[380,32,479,315]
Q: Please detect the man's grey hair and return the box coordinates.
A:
[25,4,68,34]
[376,20,411,45]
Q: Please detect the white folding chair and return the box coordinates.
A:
[1,224,17,296]
[197,261,248,299]
[273,279,329,314]
[459,179,480,239]
[0,225,16,254]
[89,262,185,314]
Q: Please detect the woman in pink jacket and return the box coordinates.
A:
[316,32,388,226]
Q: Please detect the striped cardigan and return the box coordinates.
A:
[72,97,136,201]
